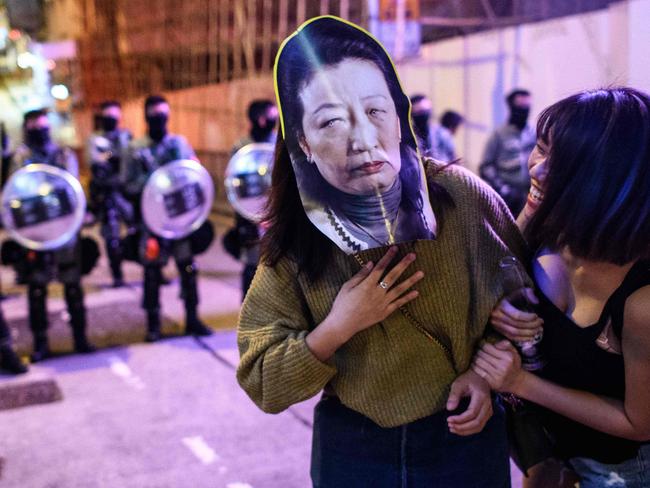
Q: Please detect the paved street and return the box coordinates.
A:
[0,217,315,488]
[0,216,523,488]
[0,332,316,488]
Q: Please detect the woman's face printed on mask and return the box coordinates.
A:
[298,58,402,196]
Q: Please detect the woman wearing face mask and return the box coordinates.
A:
[237,17,528,487]
[278,25,435,253]
[474,87,650,488]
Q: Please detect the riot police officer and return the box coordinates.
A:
[11,109,95,361]
[229,99,277,300]
[86,100,133,287]
[124,95,212,342]
[231,99,278,153]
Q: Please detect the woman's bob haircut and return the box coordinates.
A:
[525,87,650,264]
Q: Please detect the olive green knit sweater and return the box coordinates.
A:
[237,163,527,428]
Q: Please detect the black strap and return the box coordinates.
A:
[604,261,650,339]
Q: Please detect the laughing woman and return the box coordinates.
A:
[475,87,650,488]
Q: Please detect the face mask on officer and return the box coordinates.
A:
[146,113,168,142]
[267,115,278,131]
[25,127,50,148]
[509,106,530,130]
[251,116,277,142]
[101,116,119,133]
[411,111,431,140]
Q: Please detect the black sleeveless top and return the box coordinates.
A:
[535,260,650,463]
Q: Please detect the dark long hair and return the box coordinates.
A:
[525,87,650,264]
[262,136,333,281]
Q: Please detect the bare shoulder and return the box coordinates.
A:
[624,285,650,340]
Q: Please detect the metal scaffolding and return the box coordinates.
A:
[76,0,370,106]
[74,0,625,106]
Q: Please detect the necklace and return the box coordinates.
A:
[345,209,400,247]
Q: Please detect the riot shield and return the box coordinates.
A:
[141,159,214,240]
[224,142,274,222]
[1,163,86,250]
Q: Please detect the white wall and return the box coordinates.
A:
[398,0,650,173]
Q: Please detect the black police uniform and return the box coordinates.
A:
[10,142,94,361]
[125,134,211,341]
[87,129,134,286]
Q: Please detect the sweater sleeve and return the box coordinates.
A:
[433,164,531,346]
[236,258,337,413]
[465,167,533,345]
[478,177,530,265]
[450,163,529,265]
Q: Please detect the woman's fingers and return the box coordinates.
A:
[480,343,518,369]
[491,297,543,343]
[491,318,542,341]
[471,362,490,380]
[447,390,485,424]
[474,353,500,374]
[490,321,527,341]
[368,246,398,281]
[385,290,419,314]
[381,252,416,287]
[346,260,374,288]
[491,307,541,328]
[387,270,424,300]
[449,400,493,435]
[484,340,517,355]
[472,357,503,391]
[480,343,510,361]
[523,287,539,305]
[471,362,497,385]
[456,401,492,435]
[497,299,539,322]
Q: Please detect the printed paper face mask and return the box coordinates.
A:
[275,16,436,253]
